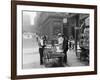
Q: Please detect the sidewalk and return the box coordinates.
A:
[23,52,45,69]
[67,49,87,67]
[23,49,88,69]
[22,38,88,69]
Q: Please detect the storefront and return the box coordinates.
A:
[76,15,89,61]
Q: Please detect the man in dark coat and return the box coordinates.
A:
[62,35,68,64]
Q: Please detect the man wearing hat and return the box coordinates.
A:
[57,33,64,50]
[57,33,68,65]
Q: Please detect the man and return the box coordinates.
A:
[57,33,64,66]
[62,35,68,64]
[57,33,64,51]
[37,36,44,65]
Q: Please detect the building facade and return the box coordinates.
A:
[35,12,89,41]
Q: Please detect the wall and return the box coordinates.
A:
[0,0,99,80]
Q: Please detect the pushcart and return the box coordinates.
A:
[43,47,65,67]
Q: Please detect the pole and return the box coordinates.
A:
[75,14,80,56]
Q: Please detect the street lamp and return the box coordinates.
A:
[62,18,67,34]
[63,18,67,24]
[62,18,68,63]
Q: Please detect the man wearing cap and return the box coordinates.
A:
[57,33,64,66]
[57,33,68,65]
[57,33,64,49]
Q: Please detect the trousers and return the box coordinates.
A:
[39,48,44,64]
[63,48,68,63]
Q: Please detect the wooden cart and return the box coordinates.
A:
[43,47,65,67]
